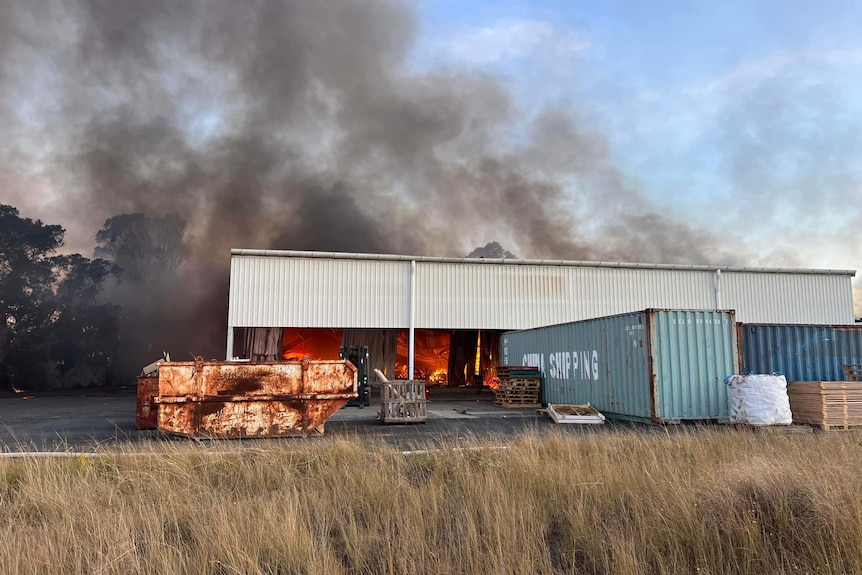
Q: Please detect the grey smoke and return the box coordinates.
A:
[3,0,843,359]
[0,0,742,263]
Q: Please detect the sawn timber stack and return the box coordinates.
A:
[788,381,862,430]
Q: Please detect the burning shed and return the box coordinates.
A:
[225,249,856,386]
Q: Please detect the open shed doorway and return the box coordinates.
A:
[232,327,501,388]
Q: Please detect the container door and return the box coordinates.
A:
[604,312,651,419]
[623,313,650,419]
[651,310,736,421]
[599,321,609,409]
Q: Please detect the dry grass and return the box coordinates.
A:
[2,428,862,574]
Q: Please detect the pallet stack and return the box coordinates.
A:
[788,381,862,430]
[494,366,542,408]
[844,364,862,381]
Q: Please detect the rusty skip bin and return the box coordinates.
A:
[155,357,357,438]
[136,376,160,430]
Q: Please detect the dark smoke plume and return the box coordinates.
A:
[0,0,780,361]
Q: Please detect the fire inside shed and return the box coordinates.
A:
[231,327,501,387]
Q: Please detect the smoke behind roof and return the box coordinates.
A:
[0,0,748,265]
[0,0,857,361]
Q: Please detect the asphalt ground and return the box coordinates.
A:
[0,387,633,453]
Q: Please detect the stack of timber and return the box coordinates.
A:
[495,366,542,408]
[844,364,862,381]
[379,380,427,424]
[788,381,862,430]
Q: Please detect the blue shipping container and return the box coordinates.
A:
[500,309,738,423]
[739,324,862,382]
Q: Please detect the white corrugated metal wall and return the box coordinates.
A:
[227,250,856,356]
[414,263,720,329]
[228,254,411,328]
[721,272,854,325]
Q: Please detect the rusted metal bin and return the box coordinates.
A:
[136,376,160,429]
[155,358,357,438]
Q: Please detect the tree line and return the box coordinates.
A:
[0,205,190,391]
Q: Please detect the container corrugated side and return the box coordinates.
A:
[501,309,737,423]
[501,311,652,417]
[740,324,862,382]
[651,310,736,421]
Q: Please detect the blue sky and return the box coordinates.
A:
[411,0,862,276]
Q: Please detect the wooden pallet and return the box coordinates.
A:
[547,404,606,424]
[844,364,862,381]
[496,399,542,408]
[495,393,540,400]
[494,377,541,408]
[494,394,541,407]
[379,380,427,424]
[788,381,862,430]
[501,378,541,389]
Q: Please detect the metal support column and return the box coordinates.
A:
[225,326,234,360]
[715,268,722,309]
[409,260,416,380]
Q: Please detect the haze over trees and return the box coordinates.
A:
[94,212,193,385]
[467,242,517,259]
[95,213,190,284]
[0,205,119,390]
[0,205,192,391]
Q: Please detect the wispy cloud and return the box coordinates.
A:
[427,19,589,67]
[705,46,862,93]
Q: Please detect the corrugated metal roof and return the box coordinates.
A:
[230,249,856,275]
[228,250,858,329]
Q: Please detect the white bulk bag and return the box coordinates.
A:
[725,374,792,426]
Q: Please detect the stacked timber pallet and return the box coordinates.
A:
[788,381,862,430]
[495,366,542,408]
[844,364,862,381]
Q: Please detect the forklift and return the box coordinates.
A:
[340,345,370,407]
